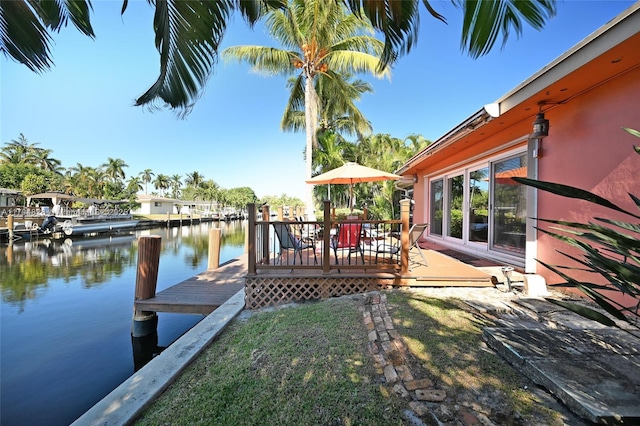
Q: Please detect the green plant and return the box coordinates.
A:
[514,127,640,328]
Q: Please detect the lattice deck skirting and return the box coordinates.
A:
[245,276,395,309]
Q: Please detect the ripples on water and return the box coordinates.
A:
[0,221,245,426]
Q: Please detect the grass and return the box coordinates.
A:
[135,290,567,425]
[385,290,566,424]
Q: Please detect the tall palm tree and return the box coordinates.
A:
[139,169,155,194]
[2,1,556,113]
[223,0,388,214]
[102,157,128,183]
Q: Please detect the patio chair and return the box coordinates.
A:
[331,222,365,266]
[375,223,429,269]
[408,223,429,269]
[272,223,317,265]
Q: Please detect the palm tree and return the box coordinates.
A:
[223,0,388,214]
[0,134,40,164]
[185,171,204,188]
[126,176,143,194]
[282,72,375,140]
[139,169,155,194]
[102,157,128,183]
[170,174,183,199]
[32,148,62,173]
[153,174,170,197]
[2,1,556,113]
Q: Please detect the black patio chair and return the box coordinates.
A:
[272,223,317,265]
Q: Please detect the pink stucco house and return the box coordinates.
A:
[397,4,639,290]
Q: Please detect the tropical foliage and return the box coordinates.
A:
[312,130,429,219]
[1,0,557,114]
[223,0,388,213]
[0,135,297,213]
[514,128,640,328]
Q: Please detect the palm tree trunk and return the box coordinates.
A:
[304,73,317,219]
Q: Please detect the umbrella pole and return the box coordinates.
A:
[350,183,354,213]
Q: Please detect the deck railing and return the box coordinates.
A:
[247,199,412,275]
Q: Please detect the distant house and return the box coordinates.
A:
[397,5,640,287]
[133,195,220,217]
[0,188,20,207]
[133,195,180,215]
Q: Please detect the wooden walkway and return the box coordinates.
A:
[134,256,248,315]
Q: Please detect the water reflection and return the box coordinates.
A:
[0,220,246,426]
[0,220,247,312]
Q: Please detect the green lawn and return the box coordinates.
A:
[135,290,566,425]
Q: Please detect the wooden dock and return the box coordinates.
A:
[134,255,248,315]
[133,243,505,314]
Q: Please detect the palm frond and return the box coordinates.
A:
[134,0,234,112]
[460,0,556,58]
[347,0,421,71]
[0,0,94,72]
[222,45,295,76]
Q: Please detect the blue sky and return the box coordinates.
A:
[1,1,636,200]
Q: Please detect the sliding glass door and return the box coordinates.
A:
[491,154,527,255]
[447,174,464,239]
[427,151,527,259]
[430,179,443,236]
[468,167,489,243]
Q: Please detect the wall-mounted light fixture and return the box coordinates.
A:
[532,111,549,139]
[413,173,418,183]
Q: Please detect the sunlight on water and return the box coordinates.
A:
[0,221,245,426]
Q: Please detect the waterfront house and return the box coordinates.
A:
[396,5,640,287]
[134,194,221,217]
[133,194,181,215]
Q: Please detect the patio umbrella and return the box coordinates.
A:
[306,162,402,212]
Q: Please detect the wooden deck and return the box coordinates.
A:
[134,244,505,314]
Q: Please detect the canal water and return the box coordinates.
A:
[0,221,245,426]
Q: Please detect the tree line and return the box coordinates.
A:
[1,130,428,218]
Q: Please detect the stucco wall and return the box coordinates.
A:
[535,68,640,290]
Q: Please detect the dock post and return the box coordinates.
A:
[132,235,162,337]
[7,214,14,241]
[208,228,221,270]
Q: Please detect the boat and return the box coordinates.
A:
[60,218,140,236]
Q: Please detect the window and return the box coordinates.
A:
[154,202,162,207]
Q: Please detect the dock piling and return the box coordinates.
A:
[8,214,14,241]
[208,228,221,270]
[132,235,162,337]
